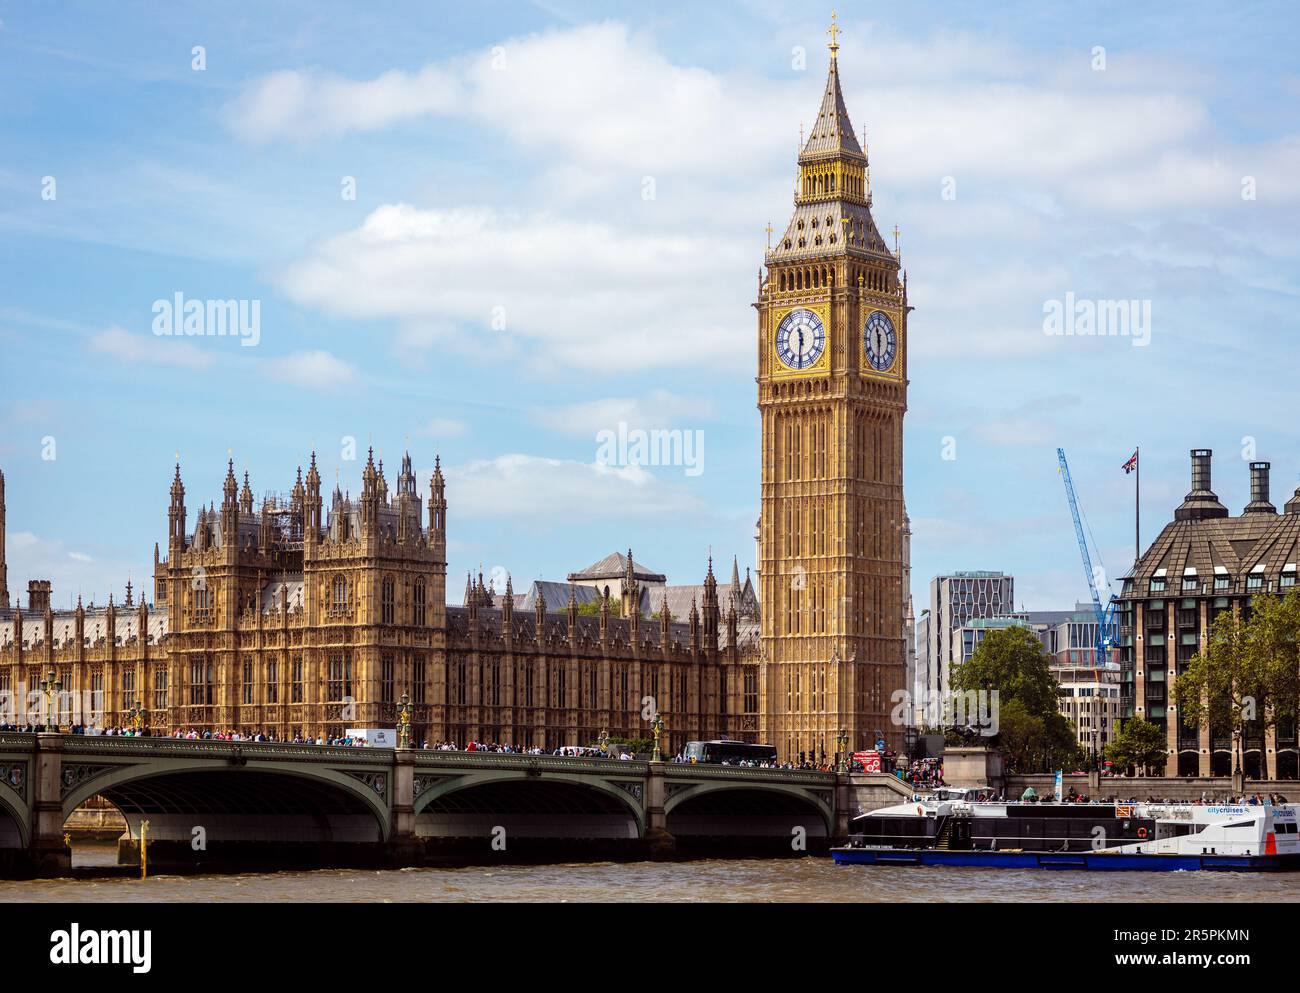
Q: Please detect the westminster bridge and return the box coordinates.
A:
[0,734,909,876]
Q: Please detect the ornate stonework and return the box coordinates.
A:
[756,39,909,763]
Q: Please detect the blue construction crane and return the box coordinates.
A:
[1057,448,1117,666]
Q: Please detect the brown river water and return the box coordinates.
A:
[2,843,1298,902]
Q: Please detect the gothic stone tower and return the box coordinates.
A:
[756,25,909,764]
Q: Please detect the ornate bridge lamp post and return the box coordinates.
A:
[397,692,412,750]
[836,729,849,773]
[39,669,63,732]
[598,728,610,756]
[650,714,666,763]
[128,700,149,736]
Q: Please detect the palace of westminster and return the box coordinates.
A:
[0,34,914,763]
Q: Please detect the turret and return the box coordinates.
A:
[621,548,640,618]
[599,585,610,644]
[168,463,187,551]
[304,452,322,544]
[428,456,447,544]
[535,586,547,644]
[360,448,379,536]
[702,556,719,651]
[659,591,671,651]
[240,470,254,516]
[726,590,739,649]
[221,459,239,541]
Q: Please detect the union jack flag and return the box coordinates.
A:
[1122,450,1139,474]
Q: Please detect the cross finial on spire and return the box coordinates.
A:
[827,10,841,57]
[765,222,774,249]
[893,223,901,256]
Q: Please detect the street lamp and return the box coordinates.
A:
[39,669,62,732]
[836,729,849,773]
[650,714,666,762]
[128,699,149,735]
[396,692,412,750]
[598,728,610,756]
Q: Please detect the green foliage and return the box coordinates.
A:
[575,597,621,618]
[592,736,653,756]
[1174,591,1300,778]
[952,625,1060,718]
[952,626,1082,772]
[1104,716,1166,775]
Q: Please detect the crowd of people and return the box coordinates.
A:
[904,757,945,789]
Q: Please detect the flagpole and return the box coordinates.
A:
[1135,446,1140,566]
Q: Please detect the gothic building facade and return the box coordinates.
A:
[0,455,757,756]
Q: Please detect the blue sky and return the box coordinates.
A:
[1,1,1298,613]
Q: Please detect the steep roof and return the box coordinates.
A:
[567,551,666,583]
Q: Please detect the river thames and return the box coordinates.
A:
[2,844,1298,902]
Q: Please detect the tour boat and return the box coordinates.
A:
[830,790,1300,871]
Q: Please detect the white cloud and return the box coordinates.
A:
[223,20,1300,208]
[278,204,748,372]
[5,531,136,609]
[420,417,469,438]
[89,327,214,369]
[225,65,462,143]
[532,390,714,436]
[445,454,706,519]
[264,350,356,389]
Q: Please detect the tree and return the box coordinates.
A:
[1177,591,1300,779]
[1246,591,1300,766]
[951,626,1082,772]
[575,597,621,618]
[1176,607,1264,776]
[1105,716,1166,775]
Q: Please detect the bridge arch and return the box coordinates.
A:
[664,782,833,838]
[61,760,392,844]
[0,787,29,848]
[414,770,645,839]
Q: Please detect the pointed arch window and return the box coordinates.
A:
[381,575,395,625]
[413,578,427,627]
[331,575,350,611]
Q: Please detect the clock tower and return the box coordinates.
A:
[756,19,909,764]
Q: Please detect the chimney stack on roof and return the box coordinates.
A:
[1244,461,1276,515]
[1174,449,1228,521]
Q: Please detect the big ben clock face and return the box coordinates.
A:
[863,310,897,372]
[775,309,826,371]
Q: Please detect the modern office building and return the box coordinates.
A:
[1116,450,1300,778]
[922,571,1015,718]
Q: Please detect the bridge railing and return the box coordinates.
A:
[56,734,389,764]
[412,751,650,775]
[664,763,836,784]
